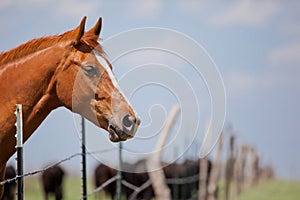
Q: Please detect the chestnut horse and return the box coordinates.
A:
[0,17,140,197]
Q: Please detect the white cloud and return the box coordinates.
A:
[225,64,300,98]
[175,0,211,16]
[0,0,12,8]
[0,0,50,8]
[0,0,101,20]
[268,41,300,65]
[226,70,257,93]
[54,0,101,20]
[127,0,163,19]
[211,0,279,27]
[266,2,300,66]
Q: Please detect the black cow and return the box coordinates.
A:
[94,163,153,200]
[1,166,16,200]
[163,159,213,200]
[41,166,65,200]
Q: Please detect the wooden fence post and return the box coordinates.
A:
[224,134,235,200]
[207,133,223,200]
[232,145,247,199]
[146,105,180,200]
[248,147,260,187]
[198,157,208,200]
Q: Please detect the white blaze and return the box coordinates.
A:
[95,54,135,115]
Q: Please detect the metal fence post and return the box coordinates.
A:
[116,142,123,200]
[81,117,87,200]
[15,104,23,200]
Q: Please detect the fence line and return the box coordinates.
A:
[81,170,201,199]
[0,145,199,199]
[1,143,270,199]
[0,147,116,186]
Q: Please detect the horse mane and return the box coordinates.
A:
[0,29,104,66]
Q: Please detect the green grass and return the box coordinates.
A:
[238,180,300,200]
[22,177,300,200]
[24,175,111,200]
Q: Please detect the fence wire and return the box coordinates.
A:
[1,148,202,200]
[79,171,200,199]
[166,173,199,184]
[81,175,119,199]
[0,147,116,186]
[120,179,152,200]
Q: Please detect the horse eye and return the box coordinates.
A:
[82,65,98,77]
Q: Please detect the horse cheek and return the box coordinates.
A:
[55,74,74,110]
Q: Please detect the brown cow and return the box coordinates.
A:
[41,166,65,200]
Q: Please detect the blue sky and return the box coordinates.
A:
[1,1,300,180]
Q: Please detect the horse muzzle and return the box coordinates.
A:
[108,114,141,142]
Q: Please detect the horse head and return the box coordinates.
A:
[54,17,140,142]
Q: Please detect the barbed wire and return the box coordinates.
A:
[124,174,199,200]
[166,173,199,184]
[81,175,119,199]
[121,179,139,191]
[1,148,200,200]
[87,173,199,200]
[0,147,116,186]
[81,171,200,199]
[127,179,152,200]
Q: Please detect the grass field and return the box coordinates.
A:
[22,176,300,200]
[24,176,111,200]
[237,180,300,200]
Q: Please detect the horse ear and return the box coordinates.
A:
[88,17,102,38]
[73,16,86,43]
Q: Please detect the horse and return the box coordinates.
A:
[41,166,65,200]
[0,16,140,198]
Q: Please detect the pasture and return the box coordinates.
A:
[23,176,300,200]
[237,180,300,200]
[24,176,103,200]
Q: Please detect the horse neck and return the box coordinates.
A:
[0,44,68,145]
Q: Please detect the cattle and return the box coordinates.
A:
[164,160,213,200]
[94,164,117,199]
[1,166,16,200]
[122,171,153,199]
[94,163,153,200]
[94,159,213,200]
[41,166,65,200]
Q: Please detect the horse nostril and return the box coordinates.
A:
[123,114,133,128]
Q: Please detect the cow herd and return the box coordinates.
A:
[1,159,213,200]
[94,159,213,200]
